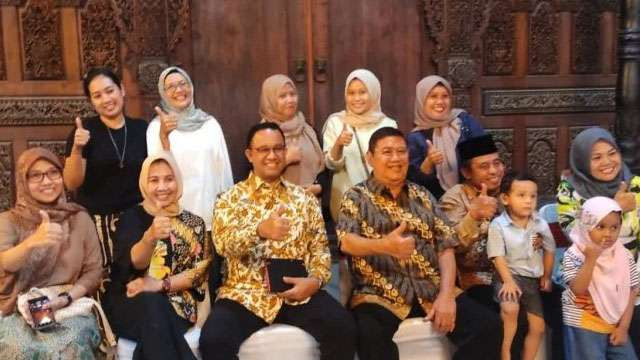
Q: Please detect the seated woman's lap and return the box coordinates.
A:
[0,313,100,359]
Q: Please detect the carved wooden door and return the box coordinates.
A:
[0,0,192,211]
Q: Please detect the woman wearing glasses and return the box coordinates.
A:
[64,67,148,272]
[0,148,102,358]
[147,66,233,234]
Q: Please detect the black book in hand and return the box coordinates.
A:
[265,258,308,293]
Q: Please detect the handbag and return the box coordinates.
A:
[17,285,116,348]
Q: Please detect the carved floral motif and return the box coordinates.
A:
[572,0,601,74]
[80,0,120,74]
[137,59,167,94]
[27,141,68,164]
[482,88,615,115]
[0,142,13,212]
[484,0,514,75]
[21,0,65,80]
[528,1,559,74]
[486,128,514,169]
[527,128,558,198]
[0,97,96,126]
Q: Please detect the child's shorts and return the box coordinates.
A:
[492,274,544,317]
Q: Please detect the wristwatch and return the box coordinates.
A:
[58,292,73,307]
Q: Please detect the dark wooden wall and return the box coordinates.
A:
[0,0,619,211]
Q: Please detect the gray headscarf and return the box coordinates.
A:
[157,66,210,132]
[568,127,632,198]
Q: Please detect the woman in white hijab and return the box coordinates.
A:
[147,66,234,232]
[322,69,396,221]
[407,75,484,199]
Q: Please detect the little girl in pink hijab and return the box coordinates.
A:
[562,196,639,359]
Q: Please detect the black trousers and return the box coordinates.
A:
[103,288,195,360]
[353,293,502,360]
[199,290,356,360]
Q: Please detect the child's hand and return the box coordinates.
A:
[539,277,552,292]
[609,325,629,346]
[583,240,605,260]
[499,281,522,302]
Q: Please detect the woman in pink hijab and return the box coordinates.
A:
[561,196,639,359]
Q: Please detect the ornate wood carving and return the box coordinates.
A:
[527,128,558,198]
[486,128,514,169]
[80,0,120,74]
[447,57,477,89]
[483,87,615,115]
[27,141,67,163]
[448,0,486,55]
[112,0,133,32]
[570,126,591,142]
[21,0,65,80]
[528,1,559,75]
[134,0,166,57]
[422,0,446,58]
[0,97,96,126]
[572,1,601,74]
[0,142,13,212]
[484,0,515,75]
[137,59,167,94]
[166,0,189,51]
[0,15,5,80]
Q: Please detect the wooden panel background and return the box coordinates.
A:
[0,0,620,210]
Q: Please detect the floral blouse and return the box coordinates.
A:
[147,211,211,322]
[557,176,640,256]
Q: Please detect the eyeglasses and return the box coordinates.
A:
[251,144,286,156]
[27,168,62,183]
[164,80,189,94]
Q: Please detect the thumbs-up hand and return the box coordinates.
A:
[27,210,63,249]
[420,139,445,174]
[257,205,291,241]
[615,181,636,213]
[72,117,90,151]
[384,222,415,260]
[469,183,498,221]
[146,216,172,245]
[155,106,178,138]
[336,123,353,147]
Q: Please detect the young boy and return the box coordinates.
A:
[487,172,556,360]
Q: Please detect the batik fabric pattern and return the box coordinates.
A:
[336,177,459,319]
[213,172,331,323]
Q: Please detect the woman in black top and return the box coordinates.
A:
[63,67,148,272]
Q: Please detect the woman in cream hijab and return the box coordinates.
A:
[322,69,396,221]
[260,74,324,195]
[407,75,484,199]
[102,151,210,360]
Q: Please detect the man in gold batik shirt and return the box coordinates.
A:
[199,122,356,360]
[337,127,501,360]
